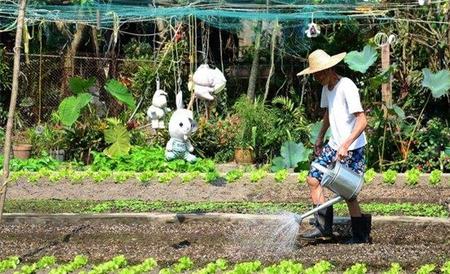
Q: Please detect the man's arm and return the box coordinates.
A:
[337,111,367,160]
[315,109,330,156]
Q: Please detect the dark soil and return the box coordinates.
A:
[1,219,449,272]
[5,175,450,204]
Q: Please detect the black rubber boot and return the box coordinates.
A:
[300,205,333,240]
[346,214,371,244]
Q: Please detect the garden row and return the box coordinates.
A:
[1,255,449,274]
[4,200,448,217]
[5,168,449,186]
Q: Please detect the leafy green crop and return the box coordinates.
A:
[304,260,334,274]
[428,170,442,186]
[416,264,435,274]
[87,255,127,274]
[441,261,450,274]
[364,168,377,184]
[17,256,56,274]
[225,169,244,183]
[405,168,421,186]
[0,256,20,272]
[180,171,201,183]
[249,168,267,183]
[49,255,88,274]
[262,260,303,274]
[229,260,261,274]
[297,170,308,184]
[382,169,397,185]
[274,169,288,182]
[344,263,367,274]
[118,258,157,274]
[382,263,403,274]
[157,171,177,184]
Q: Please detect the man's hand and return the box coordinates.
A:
[337,144,349,160]
[314,138,324,156]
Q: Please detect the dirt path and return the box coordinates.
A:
[6,177,450,204]
[1,218,449,272]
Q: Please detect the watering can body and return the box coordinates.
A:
[311,161,363,200]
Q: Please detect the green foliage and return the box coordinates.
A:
[136,171,156,184]
[405,168,421,186]
[416,264,435,274]
[421,68,450,98]
[192,259,228,274]
[91,146,216,173]
[69,77,95,95]
[344,45,378,73]
[88,255,127,274]
[344,263,367,274]
[382,169,397,185]
[118,258,157,274]
[274,169,288,183]
[18,255,56,274]
[441,261,450,274]
[49,255,88,274]
[382,263,403,274]
[0,256,20,272]
[204,171,220,184]
[229,260,261,274]
[262,260,303,274]
[297,170,308,184]
[364,168,377,184]
[271,141,312,172]
[103,123,131,158]
[225,169,244,183]
[428,170,442,186]
[57,93,93,127]
[0,154,60,172]
[104,80,136,109]
[173,257,194,273]
[157,171,177,184]
[308,121,331,145]
[180,171,200,183]
[304,260,334,274]
[250,168,267,183]
[112,172,134,184]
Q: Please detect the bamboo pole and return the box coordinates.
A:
[0,0,28,222]
[381,43,392,114]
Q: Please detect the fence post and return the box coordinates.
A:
[0,0,28,222]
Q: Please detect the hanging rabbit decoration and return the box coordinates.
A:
[192,64,227,101]
[147,79,171,129]
[305,13,320,38]
[165,92,198,162]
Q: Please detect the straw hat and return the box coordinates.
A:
[297,49,346,76]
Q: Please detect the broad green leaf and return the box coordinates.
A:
[104,124,131,158]
[369,65,396,91]
[69,77,95,95]
[344,45,378,73]
[392,104,405,120]
[271,157,287,172]
[280,141,307,168]
[76,93,93,109]
[104,79,136,109]
[421,68,450,98]
[58,96,81,127]
[309,121,331,145]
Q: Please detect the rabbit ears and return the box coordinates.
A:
[176,91,183,109]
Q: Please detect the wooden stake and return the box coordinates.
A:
[0,0,28,222]
[381,43,392,114]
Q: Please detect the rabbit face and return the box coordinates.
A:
[168,109,197,140]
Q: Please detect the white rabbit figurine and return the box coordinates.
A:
[165,92,198,162]
[192,64,227,101]
[147,88,170,129]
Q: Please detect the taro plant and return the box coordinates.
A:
[344,45,378,73]
[382,169,397,185]
[103,118,132,158]
[271,141,312,172]
[364,168,377,184]
[428,169,442,186]
[405,168,421,186]
[274,169,288,183]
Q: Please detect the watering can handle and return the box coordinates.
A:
[311,162,333,177]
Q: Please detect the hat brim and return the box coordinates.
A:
[296,52,347,76]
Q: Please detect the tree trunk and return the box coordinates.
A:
[0,0,27,222]
[246,21,262,101]
[62,24,87,96]
[263,21,278,102]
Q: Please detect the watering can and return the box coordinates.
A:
[294,161,364,223]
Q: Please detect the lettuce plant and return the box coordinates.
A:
[364,168,377,184]
[405,168,421,186]
[429,169,442,186]
[382,169,397,185]
[274,169,288,183]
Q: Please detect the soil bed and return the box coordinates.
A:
[6,175,450,204]
[1,218,449,272]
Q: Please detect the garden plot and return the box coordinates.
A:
[1,218,449,273]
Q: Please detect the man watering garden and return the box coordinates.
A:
[297,49,371,244]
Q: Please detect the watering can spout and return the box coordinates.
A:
[294,196,344,224]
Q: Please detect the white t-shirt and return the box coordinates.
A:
[320,77,367,151]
